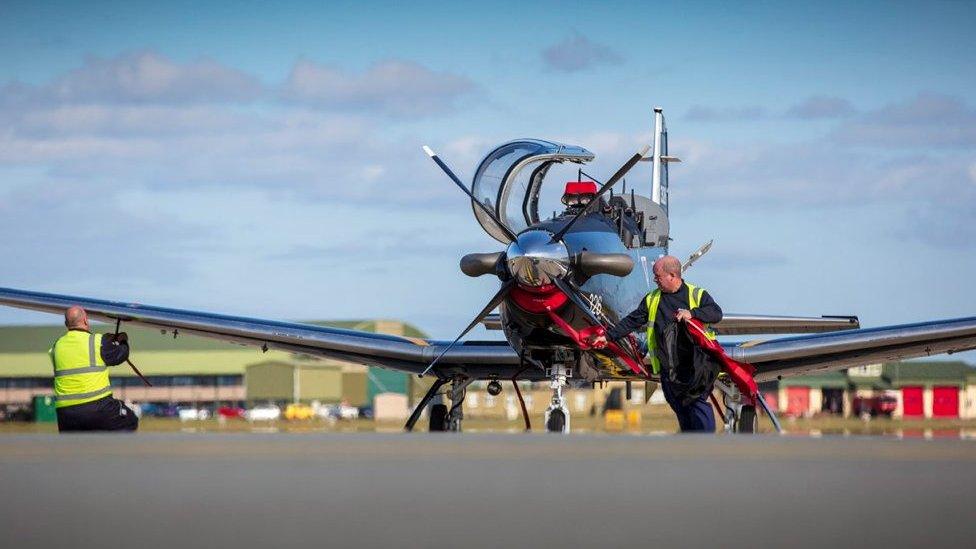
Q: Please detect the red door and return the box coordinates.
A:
[932,386,959,417]
[786,387,809,417]
[902,386,924,417]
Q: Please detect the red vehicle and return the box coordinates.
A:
[217,406,246,419]
[852,394,897,417]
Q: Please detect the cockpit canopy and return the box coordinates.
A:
[469,138,670,249]
[471,139,594,244]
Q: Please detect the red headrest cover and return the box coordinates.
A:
[564,181,598,195]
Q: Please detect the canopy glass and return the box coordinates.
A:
[470,139,594,243]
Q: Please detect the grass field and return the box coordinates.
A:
[5,407,976,436]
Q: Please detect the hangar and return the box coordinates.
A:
[766,361,976,419]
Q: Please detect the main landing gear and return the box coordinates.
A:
[714,374,781,434]
[404,375,473,432]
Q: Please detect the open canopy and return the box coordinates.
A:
[470,139,594,243]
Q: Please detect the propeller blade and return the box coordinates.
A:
[550,144,651,243]
[423,146,519,243]
[420,279,516,377]
[551,277,603,327]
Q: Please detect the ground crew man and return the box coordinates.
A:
[590,255,722,432]
[50,306,138,432]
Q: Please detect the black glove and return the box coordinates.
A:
[111,332,129,344]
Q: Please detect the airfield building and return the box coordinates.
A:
[760,361,976,419]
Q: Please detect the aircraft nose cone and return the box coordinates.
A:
[505,230,570,287]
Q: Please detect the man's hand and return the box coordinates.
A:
[112,332,129,344]
[588,334,609,349]
[675,309,692,322]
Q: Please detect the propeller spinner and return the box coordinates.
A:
[505,231,569,287]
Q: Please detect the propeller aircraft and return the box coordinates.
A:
[2,107,974,433]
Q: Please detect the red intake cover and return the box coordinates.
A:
[509,284,568,314]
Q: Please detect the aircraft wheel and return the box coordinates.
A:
[546,409,566,433]
[429,404,448,432]
[736,405,758,433]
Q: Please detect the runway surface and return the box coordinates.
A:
[2,433,975,549]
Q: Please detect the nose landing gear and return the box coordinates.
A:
[544,364,571,433]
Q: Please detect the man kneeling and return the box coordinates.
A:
[50,306,138,432]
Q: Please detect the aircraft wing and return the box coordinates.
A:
[713,314,859,335]
[731,316,976,382]
[0,287,521,378]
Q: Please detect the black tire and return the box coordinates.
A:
[736,405,758,433]
[546,409,566,433]
[428,404,448,432]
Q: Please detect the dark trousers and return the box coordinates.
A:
[56,395,139,432]
[660,375,715,433]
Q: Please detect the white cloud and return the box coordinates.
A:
[280,59,476,117]
[1,51,264,106]
[833,93,976,148]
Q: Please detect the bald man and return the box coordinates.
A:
[49,306,138,432]
[592,256,723,432]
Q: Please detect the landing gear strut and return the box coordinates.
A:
[447,375,474,432]
[714,374,781,434]
[715,375,751,433]
[404,377,447,432]
[544,364,571,433]
[403,375,474,432]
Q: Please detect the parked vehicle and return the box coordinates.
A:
[245,404,281,421]
[332,403,360,420]
[139,403,180,418]
[285,403,314,421]
[217,406,246,419]
[178,407,211,421]
[853,394,898,417]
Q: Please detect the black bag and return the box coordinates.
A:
[661,323,720,406]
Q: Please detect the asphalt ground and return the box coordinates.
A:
[2,434,975,549]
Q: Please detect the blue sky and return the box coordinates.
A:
[1,1,974,361]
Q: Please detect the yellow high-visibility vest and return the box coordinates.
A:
[645,283,716,375]
[49,331,112,408]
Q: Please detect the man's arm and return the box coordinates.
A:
[692,291,723,324]
[100,333,130,366]
[606,298,650,341]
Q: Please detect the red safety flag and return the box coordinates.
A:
[684,318,759,406]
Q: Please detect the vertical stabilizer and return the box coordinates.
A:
[650,107,670,212]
